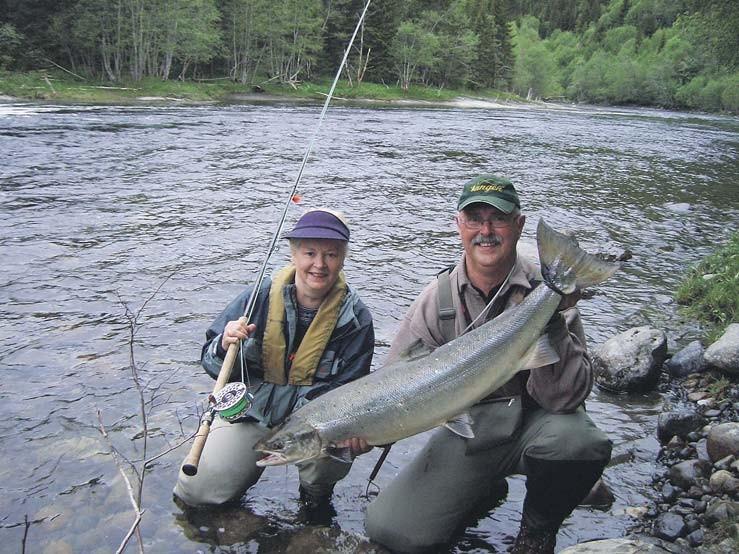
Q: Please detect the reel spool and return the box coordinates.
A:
[212,382,253,422]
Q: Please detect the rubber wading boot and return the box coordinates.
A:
[510,519,557,554]
[298,486,336,526]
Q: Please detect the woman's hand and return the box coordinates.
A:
[335,437,373,458]
[221,319,257,350]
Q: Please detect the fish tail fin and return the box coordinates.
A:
[536,219,620,295]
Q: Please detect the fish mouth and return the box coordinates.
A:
[255,451,289,467]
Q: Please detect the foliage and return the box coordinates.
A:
[512,17,562,99]
[0,23,23,69]
[1,0,738,112]
[675,233,739,343]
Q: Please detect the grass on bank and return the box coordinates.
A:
[0,70,523,105]
[675,232,739,343]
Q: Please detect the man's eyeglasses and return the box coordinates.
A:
[456,213,514,230]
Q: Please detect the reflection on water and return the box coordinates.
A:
[1,100,737,552]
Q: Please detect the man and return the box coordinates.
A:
[365,175,612,553]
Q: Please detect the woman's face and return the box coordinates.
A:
[291,239,345,304]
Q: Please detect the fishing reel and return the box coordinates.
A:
[210,382,254,422]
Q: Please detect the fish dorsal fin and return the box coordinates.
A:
[521,334,560,370]
[445,412,475,438]
[398,339,434,362]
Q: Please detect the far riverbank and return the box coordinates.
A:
[0,70,528,109]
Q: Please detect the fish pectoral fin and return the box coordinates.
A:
[397,339,434,362]
[444,412,475,438]
[325,445,354,464]
[522,334,560,370]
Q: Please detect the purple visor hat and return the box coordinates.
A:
[284,209,350,242]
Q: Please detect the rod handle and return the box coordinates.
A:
[181,320,245,476]
[181,416,212,476]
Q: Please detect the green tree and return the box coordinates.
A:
[512,16,562,98]
[221,0,270,83]
[0,23,24,69]
[390,20,439,90]
[265,0,323,83]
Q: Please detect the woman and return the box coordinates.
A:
[175,209,374,508]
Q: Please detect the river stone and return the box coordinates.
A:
[559,537,691,553]
[686,528,704,547]
[710,469,739,494]
[593,326,667,392]
[42,541,74,554]
[703,499,739,525]
[669,459,712,489]
[657,408,707,443]
[653,512,687,541]
[704,323,739,374]
[581,478,614,506]
[665,341,708,377]
[707,422,739,461]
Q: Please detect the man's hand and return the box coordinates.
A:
[221,319,257,350]
[557,290,582,311]
[335,437,373,458]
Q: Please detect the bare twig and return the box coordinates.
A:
[97,273,178,553]
[21,515,29,554]
[97,410,144,554]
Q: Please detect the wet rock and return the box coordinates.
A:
[707,422,739,461]
[709,469,739,495]
[559,537,691,553]
[686,527,704,547]
[581,478,615,506]
[653,512,687,541]
[704,323,739,375]
[625,506,649,518]
[42,541,74,554]
[598,244,633,262]
[657,408,707,443]
[666,341,708,378]
[284,527,385,553]
[661,483,680,503]
[713,454,736,470]
[669,459,711,489]
[593,326,667,393]
[703,499,739,525]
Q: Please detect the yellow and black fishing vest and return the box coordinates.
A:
[261,266,347,386]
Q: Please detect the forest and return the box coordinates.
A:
[1,0,737,112]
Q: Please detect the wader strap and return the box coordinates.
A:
[437,267,456,341]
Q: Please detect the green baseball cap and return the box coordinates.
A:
[457,174,520,213]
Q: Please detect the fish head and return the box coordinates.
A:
[254,422,322,466]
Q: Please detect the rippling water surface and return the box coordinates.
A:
[1,99,737,553]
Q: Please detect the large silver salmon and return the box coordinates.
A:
[254,220,619,466]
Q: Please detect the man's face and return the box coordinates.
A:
[456,204,525,273]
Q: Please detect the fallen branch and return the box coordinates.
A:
[44,58,85,80]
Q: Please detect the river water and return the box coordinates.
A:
[1,98,737,553]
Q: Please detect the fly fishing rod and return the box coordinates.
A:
[181,0,373,477]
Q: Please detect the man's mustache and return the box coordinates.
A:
[471,235,502,246]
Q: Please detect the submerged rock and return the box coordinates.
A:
[559,537,691,553]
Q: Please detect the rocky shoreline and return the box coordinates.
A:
[563,325,739,553]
